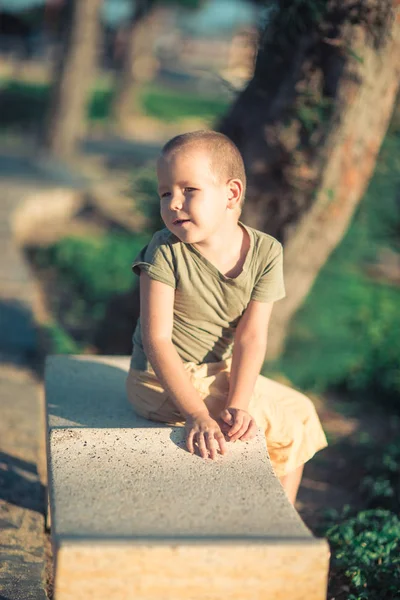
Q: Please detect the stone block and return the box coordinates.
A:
[45,355,330,599]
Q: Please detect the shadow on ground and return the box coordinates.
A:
[0,451,46,517]
[81,136,162,171]
[0,299,38,369]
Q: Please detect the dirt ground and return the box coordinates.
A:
[296,388,393,527]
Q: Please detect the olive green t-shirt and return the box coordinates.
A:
[130,221,286,371]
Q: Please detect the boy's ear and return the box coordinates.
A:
[226,179,243,210]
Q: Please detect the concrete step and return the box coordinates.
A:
[45,355,330,600]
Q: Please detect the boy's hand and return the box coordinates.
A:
[219,408,258,442]
[185,411,227,460]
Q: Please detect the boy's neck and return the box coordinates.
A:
[192,218,242,254]
[191,219,250,278]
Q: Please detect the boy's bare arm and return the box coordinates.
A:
[139,271,207,419]
[140,272,227,459]
[226,300,275,411]
[218,300,275,442]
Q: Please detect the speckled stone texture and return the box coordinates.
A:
[46,355,330,599]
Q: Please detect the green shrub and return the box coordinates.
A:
[88,86,113,121]
[41,323,82,354]
[359,438,400,512]
[0,81,48,129]
[35,233,148,305]
[317,416,400,600]
[323,508,400,600]
[33,232,149,345]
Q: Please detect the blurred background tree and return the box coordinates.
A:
[220,0,400,358]
[10,0,396,384]
[41,0,103,158]
[1,3,400,595]
[111,0,203,129]
[2,0,396,383]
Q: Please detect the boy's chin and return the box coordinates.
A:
[172,232,196,243]
[166,225,199,243]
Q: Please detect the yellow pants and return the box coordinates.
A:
[126,356,328,478]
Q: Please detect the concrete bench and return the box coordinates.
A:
[45,354,330,600]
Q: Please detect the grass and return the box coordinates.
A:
[263,130,400,409]
[141,83,229,122]
[0,78,229,130]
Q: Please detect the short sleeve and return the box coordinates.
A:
[132,231,176,289]
[251,240,286,302]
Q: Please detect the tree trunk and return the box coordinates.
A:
[42,0,102,159]
[111,0,160,129]
[220,0,400,359]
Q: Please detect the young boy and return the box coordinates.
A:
[126,130,328,505]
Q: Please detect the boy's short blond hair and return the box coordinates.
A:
[161,130,246,209]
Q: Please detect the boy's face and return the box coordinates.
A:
[157,147,235,244]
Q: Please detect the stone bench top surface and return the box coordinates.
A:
[45,355,317,543]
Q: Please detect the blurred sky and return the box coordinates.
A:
[1,0,257,33]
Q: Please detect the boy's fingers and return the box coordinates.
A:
[197,433,208,459]
[228,414,244,437]
[214,431,227,455]
[230,426,247,442]
[219,421,230,434]
[186,429,195,454]
[187,426,227,459]
[205,432,217,460]
[220,409,233,425]
[240,421,258,441]
[230,418,251,442]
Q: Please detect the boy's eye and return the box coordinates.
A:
[160,192,171,198]
[184,187,197,192]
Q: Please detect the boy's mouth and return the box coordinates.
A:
[173,218,191,225]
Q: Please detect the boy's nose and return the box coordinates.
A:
[169,194,183,210]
